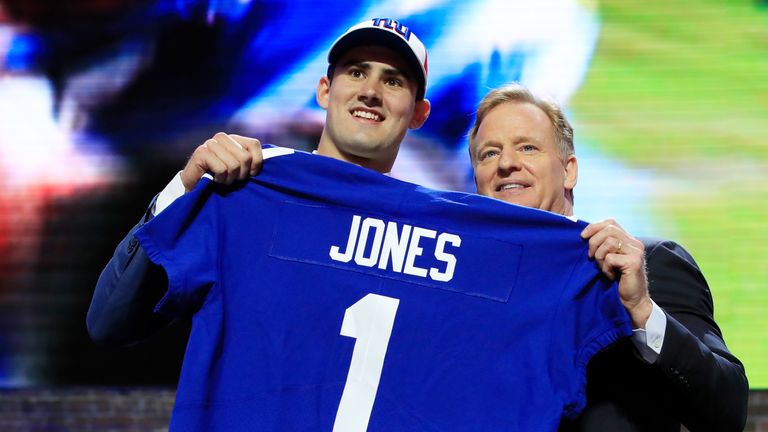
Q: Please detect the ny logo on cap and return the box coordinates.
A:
[371,18,412,42]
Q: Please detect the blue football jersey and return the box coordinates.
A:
[135,148,632,432]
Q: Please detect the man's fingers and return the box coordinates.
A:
[600,252,630,280]
[229,134,261,148]
[200,147,230,184]
[581,218,622,239]
[584,220,636,259]
[182,133,263,190]
[216,132,243,149]
[581,220,607,239]
[600,263,616,280]
[230,134,263,175]
[181,142,216,191]
[586,227,612,258]
[593,236,623,262]
[207,133,252,182]
[597,242,644,279]
[209,146,243,183]
[250,144,263,175]
[219,133,263,177]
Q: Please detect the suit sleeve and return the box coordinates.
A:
[645,239,748,431]
[86,197,172,346]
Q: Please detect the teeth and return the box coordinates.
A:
[501,184,524,190]
[353,110,381,121]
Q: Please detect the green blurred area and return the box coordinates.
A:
[571,0,768,387]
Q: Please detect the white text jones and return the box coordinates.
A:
[329,215,461,282]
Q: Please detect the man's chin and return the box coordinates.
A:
[493,191,531,208]
[342,138,396,158]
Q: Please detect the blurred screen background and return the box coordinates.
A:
[0,0,766,388]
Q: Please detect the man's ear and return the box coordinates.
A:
[316,76,331,109]
[563,155,578,192]
[409,99,431,129]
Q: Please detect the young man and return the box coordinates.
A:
[468,83,748,431]
[87,18,430,345]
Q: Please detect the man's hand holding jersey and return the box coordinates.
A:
[180,133,264,192]
[581,219,653,329]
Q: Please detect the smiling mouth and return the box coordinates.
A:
[352,109,383,122]
[496,183,527,192]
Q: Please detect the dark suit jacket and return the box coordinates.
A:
[88,213,749,430]
[87,198,173,345]
[560,238,748,432]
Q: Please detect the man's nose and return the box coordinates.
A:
[358,78,382,104]
[498,149,522,173]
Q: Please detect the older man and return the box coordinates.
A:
[468,83,748,431]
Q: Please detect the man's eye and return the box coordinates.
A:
[520,145,537,152]
[386,78,403,87]
[349,69,364,78]
[479,150,499,160]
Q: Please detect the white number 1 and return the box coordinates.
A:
[332,294,400,432]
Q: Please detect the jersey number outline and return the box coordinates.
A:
[332,294,400,432]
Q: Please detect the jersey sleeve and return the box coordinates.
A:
[134,176,220,318]
[551,251,634,419]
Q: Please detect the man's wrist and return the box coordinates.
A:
[153,171,186,216]
[631,300,666,363]
[629,297,654,329]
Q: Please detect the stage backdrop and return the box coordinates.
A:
[0,0,766,388]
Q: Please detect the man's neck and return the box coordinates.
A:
[560,202,574,217]
[315,140,394,174]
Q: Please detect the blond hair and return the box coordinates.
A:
[469,83,574,165]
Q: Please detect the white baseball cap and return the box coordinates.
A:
[328,18,428,100]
